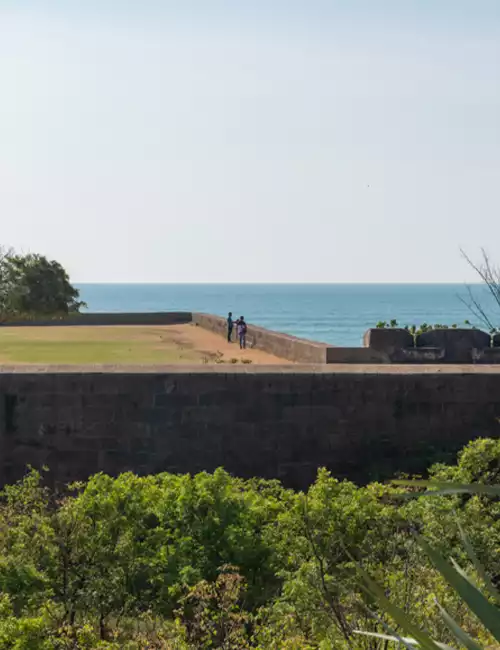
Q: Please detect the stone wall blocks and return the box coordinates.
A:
[198,391,249,407]
[181,406,236,426]
[154,393,196,408]
[364,328,414,353]
[417,329,491,363]
[2,370,500,488]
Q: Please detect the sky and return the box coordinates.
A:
[1,1,499,283]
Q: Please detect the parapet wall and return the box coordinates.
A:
[0,366,499,489]
[192,313,330,364]
[364,328,500,364]
[3,312,193,327]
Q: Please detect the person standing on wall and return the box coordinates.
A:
[227,312,234,343]
[236,316,247,350]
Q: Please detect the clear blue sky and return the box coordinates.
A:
[1,1,499,282]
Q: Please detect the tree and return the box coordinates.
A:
[0,250,85,317]
[0,247,15,314]
[460,248,500,331]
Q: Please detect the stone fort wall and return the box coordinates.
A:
[1,366,499,489]
[4,312,193,327]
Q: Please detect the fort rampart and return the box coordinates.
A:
[2,313,499,488]
[5,312,500,365]
[1,365,499,489]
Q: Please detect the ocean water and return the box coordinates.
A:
[77,283,496,347]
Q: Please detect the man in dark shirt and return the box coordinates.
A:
[227,312,234,342]
[236,316,247,349]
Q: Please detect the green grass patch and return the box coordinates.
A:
[0,326,204,364]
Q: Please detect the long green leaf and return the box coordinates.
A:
[357,565,445,650]
[359,608,423,650]
[392,481,500,498]
[354,630,456,650]
[457,521,500,605]
[451,558,481,590]
[418,536,500,642]
[435,600,483,650]
[354,630,418,646]
[354,628,418,649]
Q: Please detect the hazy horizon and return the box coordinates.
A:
[76,281,484,286]
[1,1,499,284]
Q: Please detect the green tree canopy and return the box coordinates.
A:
[0,248,85,317]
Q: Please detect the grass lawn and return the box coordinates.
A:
[0,325,205,365]
[0,324,285,365]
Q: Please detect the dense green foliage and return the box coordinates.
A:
[0,439,499,648]
[356,465,500,649]
[0,247,84,318]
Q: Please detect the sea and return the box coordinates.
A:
[76,283,497,348]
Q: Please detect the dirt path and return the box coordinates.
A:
[173,324,286,364]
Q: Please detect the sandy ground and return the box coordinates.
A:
[178,324,285,364]
[0,324,285,365]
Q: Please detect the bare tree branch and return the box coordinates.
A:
[458,289,495,332]
[460,248,500,331]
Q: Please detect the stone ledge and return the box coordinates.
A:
[2,312,193,327]
[3,364,500,375]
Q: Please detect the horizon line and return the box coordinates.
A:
[73,280,480,286]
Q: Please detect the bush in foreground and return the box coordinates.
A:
[0,439,499,648]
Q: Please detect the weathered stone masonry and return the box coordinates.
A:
[1,367,499,489]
